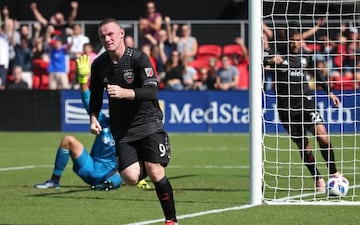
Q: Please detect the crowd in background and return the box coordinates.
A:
[0,1,249,91]
[0,1,359,91]
[263,19,360,91]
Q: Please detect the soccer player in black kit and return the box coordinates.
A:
[265,21,346,192]
[89,19,177,225]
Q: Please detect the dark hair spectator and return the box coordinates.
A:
[13,36,33,88]
[139,1,162,46]
[6,65,29,90]
[163,50,184,90]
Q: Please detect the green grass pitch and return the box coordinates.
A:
[0,132,359,225]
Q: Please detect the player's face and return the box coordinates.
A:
[98,22,125,53]
[289,33,301,53]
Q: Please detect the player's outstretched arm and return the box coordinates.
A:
[76,55,91,88]
[76,55,92,112]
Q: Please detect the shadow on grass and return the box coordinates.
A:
[28,186,92,197]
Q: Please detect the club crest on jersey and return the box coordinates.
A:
[123,69,134,84]
[145,68,154,77]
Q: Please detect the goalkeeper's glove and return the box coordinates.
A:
[76,55,91,84]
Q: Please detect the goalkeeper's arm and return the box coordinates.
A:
[76,55,92,111]
[76,55,91,91]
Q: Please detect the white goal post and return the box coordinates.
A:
[249,0,360,205]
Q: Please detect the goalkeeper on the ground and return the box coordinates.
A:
[34,55,151,190]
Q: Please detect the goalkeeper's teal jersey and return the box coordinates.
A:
[81,89,117,171]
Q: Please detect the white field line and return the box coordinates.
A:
[0,165,248,172]
[0,165,53,171]
[0,164,357,171]
[125,204,256,225]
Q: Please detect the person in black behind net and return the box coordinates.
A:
[264,21,343,193]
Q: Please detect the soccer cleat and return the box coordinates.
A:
[34,180,60,189]
[164,220,178,225]
[137,179,152,190]
[316,177,326,193]
[91,180,114,191]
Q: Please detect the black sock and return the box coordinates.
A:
[301,151,321,180]
[51,174,61,183]
[319,143,337,174]
[153,176,177,222]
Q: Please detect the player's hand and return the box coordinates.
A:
[329,92,340,107]
[76,55,91,84]
[90,115,102,135]
[273,55,283,64]
[107,84,135,99]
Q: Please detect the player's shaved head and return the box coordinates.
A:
[98,18,126,59]
[99,18,122,30]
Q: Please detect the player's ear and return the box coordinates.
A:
[120,29,125,39]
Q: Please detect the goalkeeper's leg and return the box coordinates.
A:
[34,135,84,189]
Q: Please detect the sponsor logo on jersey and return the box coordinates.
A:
[123,70,134,84]
[290,70,303,77]
[145,68,154,77]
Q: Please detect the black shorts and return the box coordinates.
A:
[278,109,324,138]
[116,129,171,172]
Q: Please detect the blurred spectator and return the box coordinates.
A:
[233,37,249,90]
[83,43,97,63]
[1,6,16,65]
[125,36,135,48]
[13,36,33,89]
[151,17,177,79]
[263,23,274,91]
[14,24,32,46]
[175,24,198,62]
[330,34,353,80]
[263,22,273,41]
[192,67,210,91]
[48,36,70,90]
[206,56,219,90]
[163,50,184,90]
[301,18,326,52]
[1,5,15,42]
[214,55,239,91]
[6,65,29,90]
[67,24,90,59]
[156,17,176,77]
[314,36,334,70]
[32,22,49,60]
[182,57,197,90]
[0,24,10,90]
[139,1,162,46]
[30,1,78,43]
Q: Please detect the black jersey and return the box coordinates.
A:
[89,47,163,142]
[266,51,330,111]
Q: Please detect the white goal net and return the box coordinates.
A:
[261,0,360,204]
